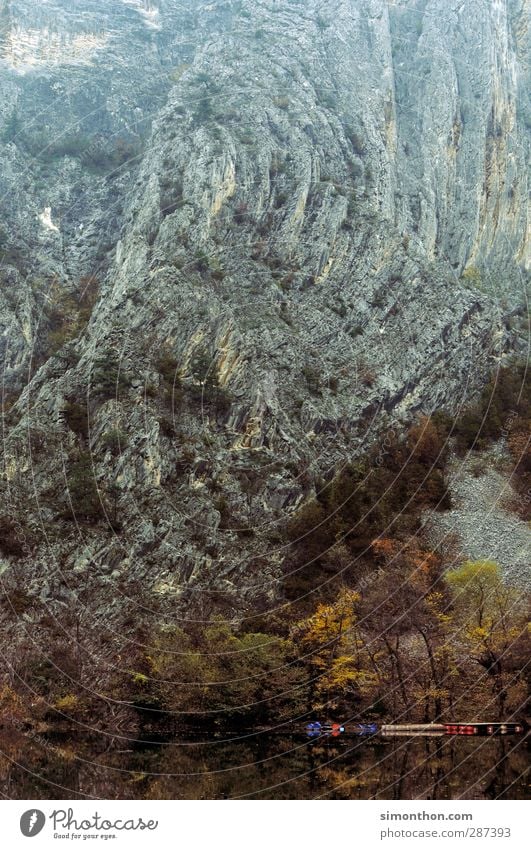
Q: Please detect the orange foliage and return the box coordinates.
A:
[371,537,400,561]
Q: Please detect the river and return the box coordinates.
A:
[0,732,527,799]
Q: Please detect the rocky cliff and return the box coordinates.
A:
[0,0,529,618]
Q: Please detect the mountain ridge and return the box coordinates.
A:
[0,0,528,618]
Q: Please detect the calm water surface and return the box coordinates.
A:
[0,732,528,800]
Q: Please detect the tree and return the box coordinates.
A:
[293,588,375,711]
[147,621,305,727]
[66,452,103,522]
[357,538,456,721]
[64,400,89,440]
[446,561,529,718]
[188,347,232,414]
[2,107,20,143]
[91,352,130,400]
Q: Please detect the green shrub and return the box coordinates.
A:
[158,415,177,438]
[194,96,213,124]
[3,588,33,613]
[2,107,20,143]
[348,131,365,155]
[154,348,183,408]
[66,452,103,522]
[149,622,306,727]
[187,347,232,414]
[0,516,28,558]
[155,351,181,386]
[43,276,99,357]
[54,694,82,714]
[64,401,89,439]
[102,428,128,455]
[303,364,321,395]
[91,353,130,400]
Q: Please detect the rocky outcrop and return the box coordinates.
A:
[0,0,529,616]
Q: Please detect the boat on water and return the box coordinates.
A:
[380,724,446,737]
[350,723,378,736]
[306,722,346,737]
[443,723,526,736]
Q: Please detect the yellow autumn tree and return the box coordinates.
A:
[293,588,376,709]
[446,560,529,718]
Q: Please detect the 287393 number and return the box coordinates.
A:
[466,828,511,838]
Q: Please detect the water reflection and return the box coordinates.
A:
[0,731,527,800]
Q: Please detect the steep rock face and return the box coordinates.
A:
[390,0,529,281]
[0,0,529,616]
[0,0,193,386]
